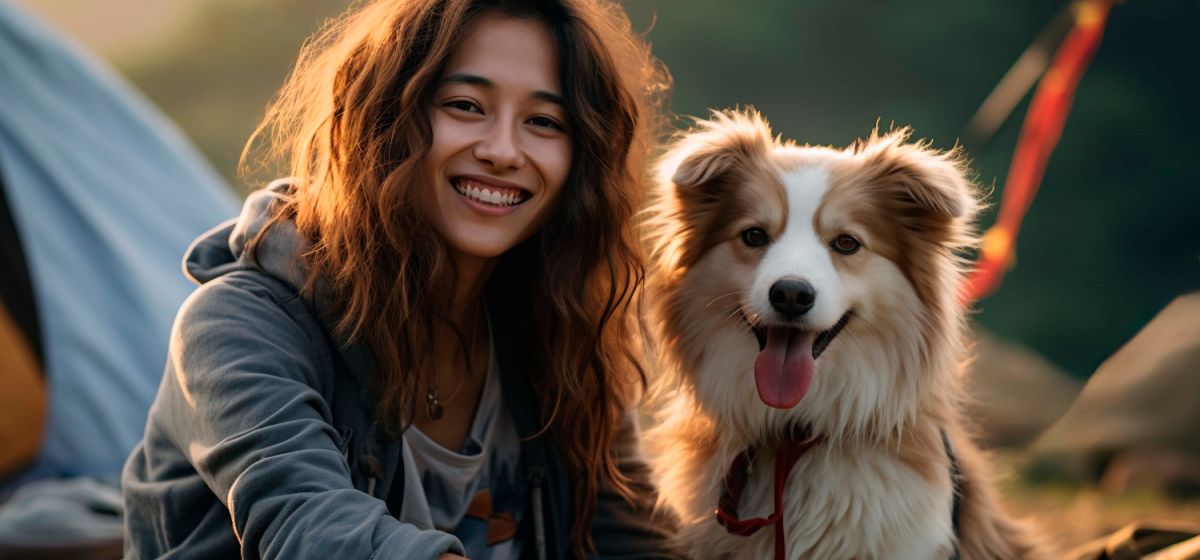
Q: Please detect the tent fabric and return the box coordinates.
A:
[0,1,239,479]
[0,476,123,548]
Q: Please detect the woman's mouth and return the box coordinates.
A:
[452,177,531,208]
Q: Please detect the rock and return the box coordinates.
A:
[964,327,1082,449]
[1035,293,1200,457]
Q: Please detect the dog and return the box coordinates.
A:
[643,109,1048,559]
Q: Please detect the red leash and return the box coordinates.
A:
[715,428,823,560]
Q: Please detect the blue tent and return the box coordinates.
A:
[0,0,239,481]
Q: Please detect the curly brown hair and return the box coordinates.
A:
[242,0,670,551]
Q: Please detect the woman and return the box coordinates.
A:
[121,0,675,558]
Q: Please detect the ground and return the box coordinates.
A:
[996,451,1200,554]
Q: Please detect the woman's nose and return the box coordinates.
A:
[473,120,526,170]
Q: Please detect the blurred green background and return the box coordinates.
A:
[18,0,1198,381]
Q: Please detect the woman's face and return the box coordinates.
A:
[419,12,572,263]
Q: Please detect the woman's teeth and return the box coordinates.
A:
[454,179,526,207]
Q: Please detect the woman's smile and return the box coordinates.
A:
[451,175,533,214]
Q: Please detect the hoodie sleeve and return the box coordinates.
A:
[150,275,464,559]
[590,412,687,559]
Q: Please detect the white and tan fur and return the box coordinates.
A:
[644,110,1048,559]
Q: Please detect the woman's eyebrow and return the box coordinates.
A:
[442,73,564,107]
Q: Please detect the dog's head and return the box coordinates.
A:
[647,109,980,440]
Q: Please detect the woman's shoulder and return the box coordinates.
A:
[170,271,335,387]
[180,269,317,337]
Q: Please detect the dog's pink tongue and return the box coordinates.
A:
[754,327,817,409]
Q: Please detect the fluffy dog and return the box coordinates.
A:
[643,109,1047,559]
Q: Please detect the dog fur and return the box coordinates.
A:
[643,109,1049,559]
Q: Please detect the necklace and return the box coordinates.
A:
[425,375,467,421]
[424,312,485,421]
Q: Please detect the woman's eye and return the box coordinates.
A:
[831,234,862,255]
[740,227,770,247]
[445,100,481,113]
[527,115,565,131]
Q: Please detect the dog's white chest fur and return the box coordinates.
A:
[680,444,956,560]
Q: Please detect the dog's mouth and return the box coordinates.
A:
[742,311,853,410]
[747,312,853,359]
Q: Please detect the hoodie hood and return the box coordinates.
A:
[182,179,375,384]
[184,179,308,292]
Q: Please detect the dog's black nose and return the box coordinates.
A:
[769,279,816,318]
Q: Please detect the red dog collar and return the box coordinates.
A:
[715,427,823,560]
[716,427,964,560]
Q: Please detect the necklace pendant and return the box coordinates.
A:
[425,389,443,420]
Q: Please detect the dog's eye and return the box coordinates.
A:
[741,227,770,247]
[831,234,861,255]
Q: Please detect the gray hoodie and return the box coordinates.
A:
[122,182,679,559]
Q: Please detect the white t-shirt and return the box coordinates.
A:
[400,325,524,559]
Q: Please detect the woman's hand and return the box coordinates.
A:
[438,554,467,560]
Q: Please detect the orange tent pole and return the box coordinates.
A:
[964,0,1113,304]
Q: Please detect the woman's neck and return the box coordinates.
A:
[445,252,497,329]
[413,251,496,447]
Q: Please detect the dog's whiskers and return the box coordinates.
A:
[705,290,747,309]
[724,304,748,324]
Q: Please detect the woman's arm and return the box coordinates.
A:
[127,276,464,559]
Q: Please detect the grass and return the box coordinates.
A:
[994,451,1200,553]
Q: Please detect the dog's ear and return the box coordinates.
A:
[672,144,745,187]
[664,109,774,190]
[857,128,979,224]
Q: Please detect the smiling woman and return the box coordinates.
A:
[418,13,573,264]
[120,1,676,559]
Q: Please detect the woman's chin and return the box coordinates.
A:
[442,229,525,262]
